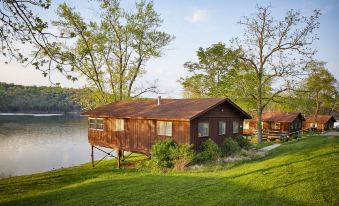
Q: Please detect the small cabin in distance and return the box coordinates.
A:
[243,112,305,139]
[304,115,336,131]
[81,97,251,156]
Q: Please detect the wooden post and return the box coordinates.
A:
[91,145,94,168]
[117,150,122,169]
[121,150,125,162]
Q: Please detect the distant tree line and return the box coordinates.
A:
[0,82,81,113]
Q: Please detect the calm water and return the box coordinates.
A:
[0,114,109,178]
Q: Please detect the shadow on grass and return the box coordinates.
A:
[1,175,309,206]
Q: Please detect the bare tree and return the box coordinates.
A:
[233,5,321,143]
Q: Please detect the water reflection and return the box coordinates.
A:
[0,114,108,178]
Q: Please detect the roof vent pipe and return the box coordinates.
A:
[157,96,161,105]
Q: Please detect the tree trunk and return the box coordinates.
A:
[314,91,320,126]
[257,104,263,144]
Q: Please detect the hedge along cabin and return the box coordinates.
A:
[81,97,251,167]
[304,115,336,131]
[243,112,305,139]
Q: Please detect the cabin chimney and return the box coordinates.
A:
[157,96,161,105]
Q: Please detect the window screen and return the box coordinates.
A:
[89,118,104,130]
[198,122,209,137]
[115,119,124,131]
[157,121,172,136]
[233,121,239,134]
[219,121,226,135]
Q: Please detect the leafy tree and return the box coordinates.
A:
[0,0,71,78]
[40,0,173,109]
[233,5,321,143]
[179,43,256,111]
[304,61,338,122]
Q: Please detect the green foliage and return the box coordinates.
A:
[179,43,257,111]
[0,82,80,113]
[170,144,194,171]
[148,139,194,171]
[234,136,252,150]
[196,139,221,163]
[150,139,177,169]
[0,0,51,64]
[44,0,174,109]
[222,138,241,156]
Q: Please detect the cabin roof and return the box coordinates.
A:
[260,112,305,123]
[81,98,251,121]
[304,115,336,124]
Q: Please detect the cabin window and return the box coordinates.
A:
[157,121,172,136]
[219,121,226,135]
[89,118,104,130]
[294,122,298,130]
[198,122,209,137]
[115,119,124,131]
[243,120,250,130]
[271,122,280,130]
[233,121,239,134]
[312,123,317,128]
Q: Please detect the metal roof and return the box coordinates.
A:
[305,115,336,124]
[260,112,305,122]
[81,98,251,121]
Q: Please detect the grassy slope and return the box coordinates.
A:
[0,135,338,206]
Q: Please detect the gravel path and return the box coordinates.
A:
[260,144,281,151]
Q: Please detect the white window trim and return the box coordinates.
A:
[115,119,125,131]
[157,121,173,136]
[219,121,226,135]
[271,122,281,130]
[243,120,250,130]
[233,120,239,134]
[89,118,104,131]
[198,122,209,137]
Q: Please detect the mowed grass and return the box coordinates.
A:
[0,135,338,206]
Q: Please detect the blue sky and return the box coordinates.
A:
[1,0,338,98]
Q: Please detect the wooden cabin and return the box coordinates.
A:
[243,112,305,138]
[81,98,251,155]
[304,115,336,131]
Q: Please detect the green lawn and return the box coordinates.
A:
[0,135,338,206]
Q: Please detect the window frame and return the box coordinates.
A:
[271,122,281,130]
[218,121,226,135]
[157,121,173,136]
[243,120,250,130]
[88,118,104,131]
[233,120,239,134]
[198,122,209,137]
[114,119,125,131]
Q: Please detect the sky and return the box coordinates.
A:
[1,0,338,98]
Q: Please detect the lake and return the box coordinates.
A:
[0,114,111,178]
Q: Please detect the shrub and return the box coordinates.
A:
[235,136,252,150]
[222,138,241,156]
[170,144,194,171]
[150,139,177,169]
[195,139,221,163]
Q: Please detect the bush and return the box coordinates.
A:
[195,139,221,163]
[170,144,194,171]
[235,136,252,150]
[143,139,195,172]
[222,138,241,156]
[150,139,177,169]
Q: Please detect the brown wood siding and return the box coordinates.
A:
[88,117,190,154]
[190,102,245,150]
[245,118,303,135]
